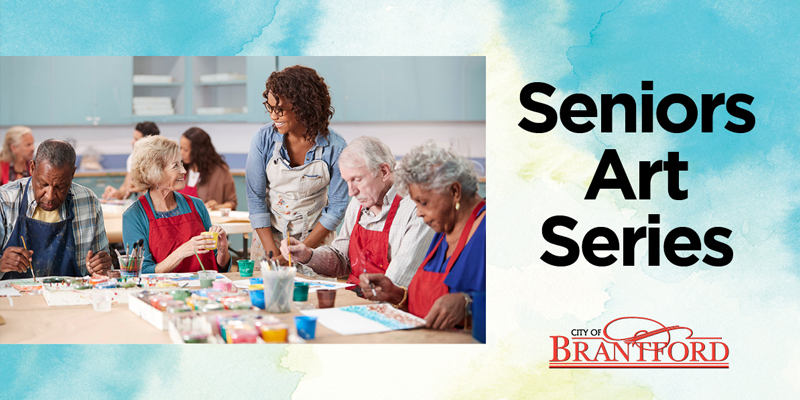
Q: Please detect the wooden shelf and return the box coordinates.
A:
[195,80,247,86]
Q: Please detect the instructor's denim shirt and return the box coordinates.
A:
[245,122,348,232]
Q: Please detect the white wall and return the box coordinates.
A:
[0,121,485,160]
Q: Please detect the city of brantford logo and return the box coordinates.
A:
[549,317,729,368]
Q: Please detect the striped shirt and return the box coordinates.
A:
[0,177,109,279]
[304,184,434,287]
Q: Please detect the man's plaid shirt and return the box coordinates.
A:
[0,177,109,278]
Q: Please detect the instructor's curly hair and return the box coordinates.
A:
[263,65,334,142]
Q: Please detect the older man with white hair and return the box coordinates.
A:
[281,136,434,288]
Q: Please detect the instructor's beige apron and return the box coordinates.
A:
[250,142,334,276]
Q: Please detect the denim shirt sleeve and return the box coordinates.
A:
[246,125,272,230]
[318,133,349,231]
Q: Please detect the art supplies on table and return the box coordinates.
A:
[140,272,231,288]
[167,313,305,344]
[300,304,426,336]
[6,279,43,293]
[232,276,353,291]
[128,287,254,330]
[293,276,354,293]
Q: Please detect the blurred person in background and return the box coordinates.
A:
[178,127,237,210]
[103,121,160,200]
[0,126,35,185]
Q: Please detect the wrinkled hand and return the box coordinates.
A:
[280,237,312,264]
[208,226,227,251]
[178,233,215,259]
[204,199,219,210]
[86,250,112,277]
[102,185,117,200]
[424,293,467,330]
[0,246,33,274]
[358,273,397,302]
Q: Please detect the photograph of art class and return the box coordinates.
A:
[0,56,486,344]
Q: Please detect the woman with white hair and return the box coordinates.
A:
[0,126,35,185]
[359,141,485,334]
[122,136,230,273]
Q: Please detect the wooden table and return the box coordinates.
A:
[0,273,474,344]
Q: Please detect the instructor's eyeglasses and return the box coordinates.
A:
[263,101,290,117]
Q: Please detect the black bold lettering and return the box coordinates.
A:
[663,227,701,267]
[585,149,636,200]
[725,93,756,133]
[663,152,688,200]
[560,94,597,133]
[600,94,637,133]
[519,82,558,133]
[583,227,619,267]
[703,227,733,266]
[701,93,726,132]
[656,93,699,133]
[541,216,580,267]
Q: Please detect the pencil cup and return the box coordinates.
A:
[262,267,296,313]
[119,256,143,278]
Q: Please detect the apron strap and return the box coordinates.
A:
[139,194,156,221]
[140,192,196,221]
[445,200,485,275]
[417,200,486,276]
[181,192,198,214]
[381,195,402,234]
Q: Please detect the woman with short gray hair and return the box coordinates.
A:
[122,136,230,274]
[359,141,485,337]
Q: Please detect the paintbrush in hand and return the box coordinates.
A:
[21,236,34,282]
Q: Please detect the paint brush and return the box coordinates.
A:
[129,242,138,270]
[194,249,206,271]
[21,236,33,282]
[267,251,274,271]
[113,248,123,269]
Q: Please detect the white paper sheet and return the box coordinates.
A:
[300,308,392,335]
[0,287,21,297]
[294,277,354,293]
[232,279,253,289]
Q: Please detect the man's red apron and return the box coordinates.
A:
[407,200,485,318]
[346,195,402,284]
[139,193,216,272]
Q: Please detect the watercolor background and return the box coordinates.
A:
[2,0,800,398]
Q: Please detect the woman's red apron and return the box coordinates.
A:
[346,195,402,284]
[407,200,486,318]
[139,192,216,272]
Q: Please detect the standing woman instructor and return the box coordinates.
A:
[246,66,348,267]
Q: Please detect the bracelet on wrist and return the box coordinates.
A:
[462,292,473,317]
[393,286,408,309]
